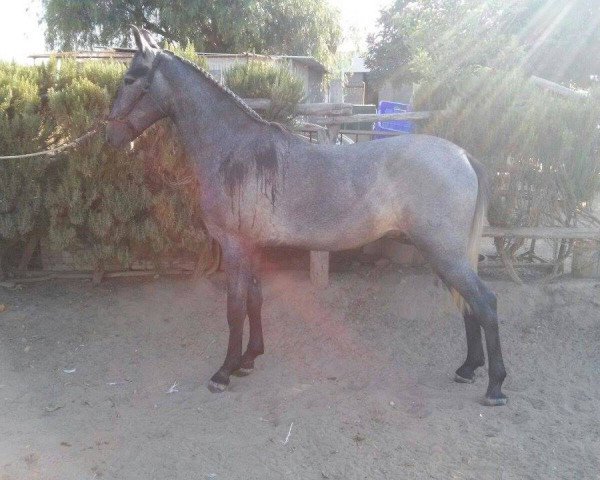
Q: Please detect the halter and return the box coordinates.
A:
[107,52,168,134]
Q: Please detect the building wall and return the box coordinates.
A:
[202,56,251,83]
[286,61,311,100]
[307,68,326,102]
[344,72,366,104]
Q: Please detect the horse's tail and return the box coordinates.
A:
[451,152,490,314]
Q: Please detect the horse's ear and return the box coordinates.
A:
[141,29,160,49]
[131,25,147,53]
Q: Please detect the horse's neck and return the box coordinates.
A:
[163,58,265,165]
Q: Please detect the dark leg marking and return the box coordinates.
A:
[455,311,485,383]
[234,251,264,376]
[233,272,264,376]
[452,270,507,406]
[418,239,507,406]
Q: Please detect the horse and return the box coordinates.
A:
[106,27,507,406]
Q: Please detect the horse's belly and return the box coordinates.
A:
[261,207,401,251]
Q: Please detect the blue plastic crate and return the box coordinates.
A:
[373,101,414,135]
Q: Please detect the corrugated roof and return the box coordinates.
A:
[29,49,328,73]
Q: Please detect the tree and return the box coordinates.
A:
[366,0,600,89]
[42,0,341,64]
[522,0,600,87]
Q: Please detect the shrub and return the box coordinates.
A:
[0,56,212,275]
[0,62,48,273]
[224,60,304,124]
[416,69,600,229]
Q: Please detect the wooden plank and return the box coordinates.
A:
[294,122,328,133]
[243,99,353,116]
[529,76,589,99]
[338,129,405,137]
[311,110,437,125]
[17,233,39,273]
[310,251,329,288]
[483,226,600,240]
[293,102,354,116]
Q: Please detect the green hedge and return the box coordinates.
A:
[0,56,209,274]
[416,69,600,230]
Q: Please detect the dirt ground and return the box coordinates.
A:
[0,259,599,480]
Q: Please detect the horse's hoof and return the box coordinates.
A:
[232,367,254,377]
[454,373,475,384]
[207,380,227,393]
[481,395,508,407]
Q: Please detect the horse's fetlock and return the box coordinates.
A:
[472,356,485,368]
[478,311,499,330]
[254,345,264,356]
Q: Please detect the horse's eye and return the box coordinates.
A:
[124,77,135,85]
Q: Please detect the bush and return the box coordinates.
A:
[224,60,304,124]
[0,63,48,272]
[0,55,212,275]
[416,69,600,229]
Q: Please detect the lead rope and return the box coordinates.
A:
[0,121,105,161]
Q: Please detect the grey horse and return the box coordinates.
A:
[106,28,507,406]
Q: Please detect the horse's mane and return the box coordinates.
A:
[164,50,272,126]
[162,51,294,203]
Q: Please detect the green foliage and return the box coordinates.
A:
[224,61,304,123]
[366,0,600,89]
[43,0,341,66]
[0,63,47,250]
[366,0,525,88]
[418,70,600,228]
[0,59,209,272]
[515,0,600,87]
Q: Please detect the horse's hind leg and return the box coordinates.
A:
[234,252,264,376]
[454,312,485,383]
[414,230,507,404]
[440,262,507,405]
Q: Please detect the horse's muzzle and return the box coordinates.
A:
[105,120,134,148]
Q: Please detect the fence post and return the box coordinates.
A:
[309,121,343,288]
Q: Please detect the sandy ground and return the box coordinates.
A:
[0,261,599,480]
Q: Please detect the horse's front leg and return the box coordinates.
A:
[208,250,251,393]
[234,251,264,376]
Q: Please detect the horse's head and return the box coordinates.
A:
[106,27,169,148]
